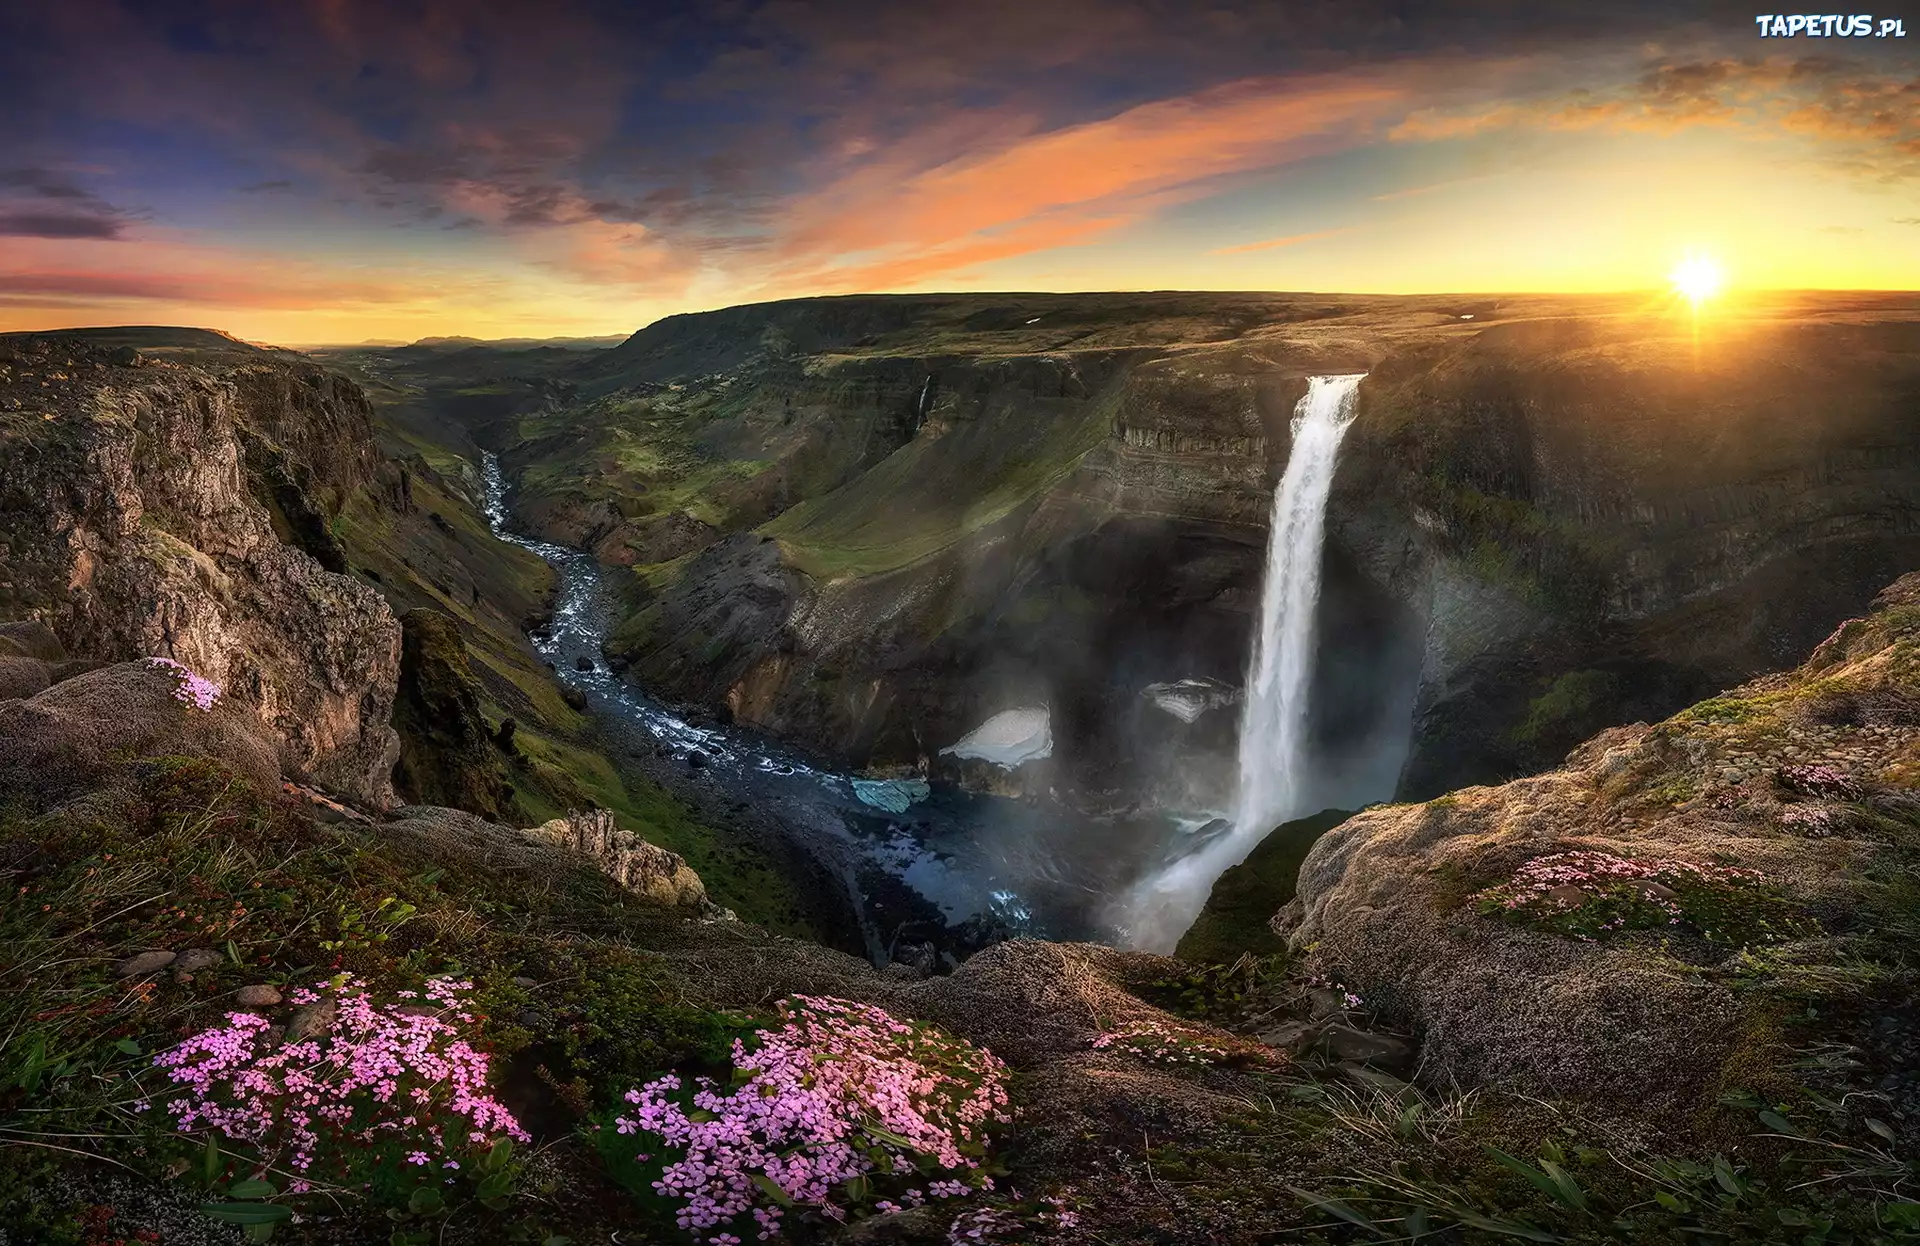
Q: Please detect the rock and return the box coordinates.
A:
[390,609,514,821]
[0,656,50,700]
[1627,879,1677,902]
[1318,1024,1417,1070]
[1544,884,1589,908]
[561,686,588,711]
[511,976,538,988]
[685,750,709,769]
[1308,987,1351,1019]
[235,984,282,1007]
[534,808,709,909]
[1256,1020,1321,1053]
[172,948,223,972]
[285,998,337,1043]
[116,950,177,977]
[0,349,402,806]
[0,620,64,661]
[0,662,283,809]
[573,655,594,671]
[172,970,194,985]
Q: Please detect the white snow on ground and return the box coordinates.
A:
[939,706,1052,768]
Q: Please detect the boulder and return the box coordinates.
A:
[0,656,50,701]
[0,661,282,808]
[0,620,64,661]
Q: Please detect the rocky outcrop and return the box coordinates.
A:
[1334,316,1920,794]
[534,807,711,910]
[1284,571,1920,1111]
[0,335,401,805]
[391,607,515,820]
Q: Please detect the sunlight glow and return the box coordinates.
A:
[1669,253,1726,308]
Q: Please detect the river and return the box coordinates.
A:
[478,454,1213,962]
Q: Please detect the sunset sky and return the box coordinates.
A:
[1,0,1915,343]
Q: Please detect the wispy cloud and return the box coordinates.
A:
[1208,226,1351,255]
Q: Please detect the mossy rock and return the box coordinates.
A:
[1176,808,1354,963]
[391,607,516,821]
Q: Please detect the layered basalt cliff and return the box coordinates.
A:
[0,332,403,805]
[536,293,1920,809]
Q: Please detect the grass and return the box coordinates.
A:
[764,368,1119,581]
[0,755,764,1244]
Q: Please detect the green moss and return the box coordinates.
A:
[1175,809,1352,964]
[1511,668,1620,750]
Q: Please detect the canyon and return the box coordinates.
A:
[3,297,1918,1244]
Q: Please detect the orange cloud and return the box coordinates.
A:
[1208,226,1350,255]
[765,73,1407,289]
[0,232,495,319]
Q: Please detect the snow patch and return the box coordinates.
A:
[940,707,1052,768]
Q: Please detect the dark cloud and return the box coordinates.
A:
[240,179,293,192]
[441,217,483,230]
[0,212,124,238]
[0,168,137,238]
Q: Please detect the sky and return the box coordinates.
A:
[0,0,1915,343]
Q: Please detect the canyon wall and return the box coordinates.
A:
[0,332,403,806]
[491,294,1920,809]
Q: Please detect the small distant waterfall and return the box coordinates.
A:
[1116,373,1367,952]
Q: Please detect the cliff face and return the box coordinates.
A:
[0,333,402,806]
[1339,311,1920,795]
[487,293,1920,811]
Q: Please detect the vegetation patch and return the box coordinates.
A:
[594,995,1012,1241]
[1474,850,1817,946]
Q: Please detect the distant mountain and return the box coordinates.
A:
[407,334,627,352]
[2,325,267,352]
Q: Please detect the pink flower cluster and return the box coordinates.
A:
[1778,763,1861,801]
[146,976,525,1193]
[1479,850,1759,913]
[1091,1017,1277,1068]
[145,656,222,711]
[610,995,1011,1243]
[1780,804,1840,837]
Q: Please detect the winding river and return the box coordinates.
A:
[479,454,1210,959]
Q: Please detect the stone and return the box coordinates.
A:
[1256,1020,1321,1053]
[1318,1024,1418,1070]
[561,686,588,711]
[1544,884,1589,908]
[1627,879,1678,901]
[116,950,177,977]
[685,750,709,769]
[574,655,594,671]
[534,808,709,909]
[172,948,223,972]
[171,971,194,985]
[511,976,537,988]
[1308,987,1351,1019]
[285,998,337,1042]
[235,984,282,1007]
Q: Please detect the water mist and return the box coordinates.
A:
[1116,373,1368,952]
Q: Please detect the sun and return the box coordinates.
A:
[1669,253,1725,308]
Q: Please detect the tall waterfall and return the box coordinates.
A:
[1116,373,1367,952]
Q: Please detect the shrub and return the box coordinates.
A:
[598,995,1011,1242]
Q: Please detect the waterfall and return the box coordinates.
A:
[1115,373,1366,952]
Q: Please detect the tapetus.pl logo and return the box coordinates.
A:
[1754,13,1906,35]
